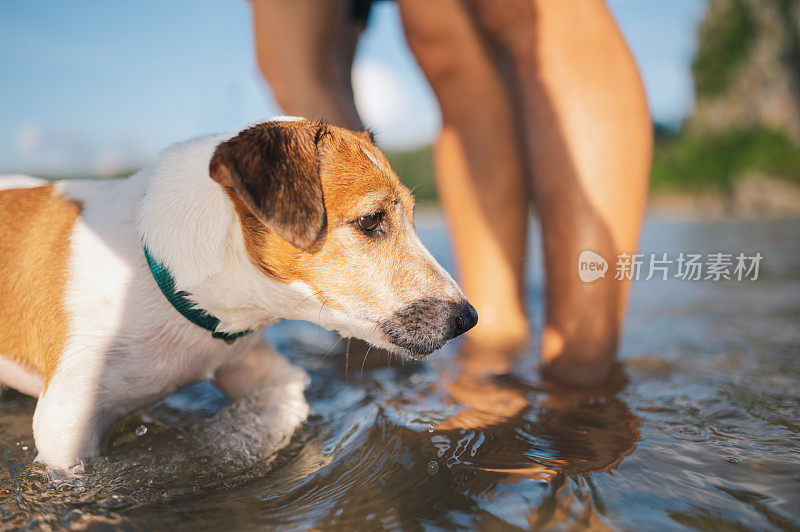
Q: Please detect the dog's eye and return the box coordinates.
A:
[357,212,383,233]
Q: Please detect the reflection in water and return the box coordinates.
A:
[2,217,800,530]
[0,339,640,530]
[419,342,641,529]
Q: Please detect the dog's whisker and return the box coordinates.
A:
[360,344,372,375]
[318,298,330,323]
[294,290,324,310]
[345,338,352,378]
[322,336,343,361]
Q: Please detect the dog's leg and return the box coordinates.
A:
[213,341,310,441]
[32,371,122,470]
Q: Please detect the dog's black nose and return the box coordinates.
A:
[452,302,478,338]
[381,299,480,356]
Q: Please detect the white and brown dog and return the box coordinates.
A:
[0,118,477,469]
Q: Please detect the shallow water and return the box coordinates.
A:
[2,215,800,531]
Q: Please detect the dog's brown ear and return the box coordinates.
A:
[209,122,327,250]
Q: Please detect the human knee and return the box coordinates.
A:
[270,80,347,121]
[465,0,536,56]
[401,3,487,91]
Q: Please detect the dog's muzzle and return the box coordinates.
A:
[380,298,478,359]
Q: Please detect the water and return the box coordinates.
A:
[2,215,799,530]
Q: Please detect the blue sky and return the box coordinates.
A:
[0,0,705,176]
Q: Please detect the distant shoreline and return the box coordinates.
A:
[648,174,800,220]
[416,174,800,223]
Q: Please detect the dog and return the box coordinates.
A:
[0,118,477,469]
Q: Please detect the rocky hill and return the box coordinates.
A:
[688,0,800,143]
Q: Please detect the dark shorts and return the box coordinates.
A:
[350,0,386,24]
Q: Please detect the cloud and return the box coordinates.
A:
[7,122,147,177]
[352,59,441,150]
[93,146,128,176]
[15,122,42,154]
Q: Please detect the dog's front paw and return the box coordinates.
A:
[207,358,309,463]
[244,363,310,441]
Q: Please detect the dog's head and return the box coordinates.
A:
[210,119,476,358]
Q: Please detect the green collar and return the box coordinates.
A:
[143,245,252,344]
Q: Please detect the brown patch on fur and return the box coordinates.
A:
[0,186,81,381]
[210,121,327,250]
[218,120,452,320]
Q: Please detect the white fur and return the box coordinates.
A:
[0,174,49,189]
[0,356,42,396]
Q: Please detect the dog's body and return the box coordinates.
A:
[0,118,476,469]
